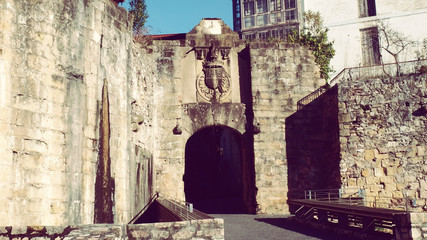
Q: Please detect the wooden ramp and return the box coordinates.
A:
[288,199,411,239]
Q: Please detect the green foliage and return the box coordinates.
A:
[288,11,335,80]
[129,0,148,32]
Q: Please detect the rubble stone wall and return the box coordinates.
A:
[339,75,427,211]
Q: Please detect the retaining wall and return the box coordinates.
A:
[0,218,224,240]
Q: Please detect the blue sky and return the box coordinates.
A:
[121,0,233,34]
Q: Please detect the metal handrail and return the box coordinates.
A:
[329,59,427,86]
[297,84,330,109]
[299,188,416,211]
[298,59,427,109]
[158,198,194,221]
[157,197,212,221]
[128,192,159,224]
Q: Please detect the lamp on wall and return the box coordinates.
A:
[173,118,182,135]
[253,120,261,134]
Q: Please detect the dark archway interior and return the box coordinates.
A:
[184,126,246,214]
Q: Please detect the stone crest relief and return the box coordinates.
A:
[196,45,231,103]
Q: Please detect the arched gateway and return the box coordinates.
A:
[184,126,246,213]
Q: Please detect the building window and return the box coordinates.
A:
[244,1,255,16]
[284,0,297,20]
[244,33,256,41]
[358,0,376,18]
[259,32,270,40]
[284,0,296,9]
[270,0,282,11]
[285,9,296,20]
[278,27,296,40]
[270,12,283,24]
[257,14,268,26]
[245,16,255,28]
[360,27,381,66]
[271,29,279,38]
[235,20,241,31]
[256,0,268,13]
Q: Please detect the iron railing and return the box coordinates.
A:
[297,59,427,109]
[297,85,329,110]
[329,59,427,86]
[303,188,365,206]
[129,192,160,224]
[301,188,416,211]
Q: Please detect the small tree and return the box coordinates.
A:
[377,21,417,76]
[289,11,335,81]
[129,0,148,32]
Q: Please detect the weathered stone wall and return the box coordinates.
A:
[411,212,427,239]
[145,21,250,204]
[142,24,324,214]
[141,39,187,201]
[249,42,324,213]
[127,219,224,240]
[339,75,427,211]
[1,1,329,224]
[0,219,224,240]
[129,45,156,219]
[0,0,154,225]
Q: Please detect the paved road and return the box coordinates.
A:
[210,214,347,240]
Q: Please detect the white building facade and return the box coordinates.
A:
[233,0,427,76]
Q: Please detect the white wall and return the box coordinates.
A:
[304,0,427,78]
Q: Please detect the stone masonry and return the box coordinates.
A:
[249,42,324,213]
[147,24,323,214]
[0,218,224,240]
[339,74,427,211]
[0,0,152,225]
[0,0,324,225]
[7,0,426,231]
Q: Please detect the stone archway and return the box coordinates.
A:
[184,126,247,213]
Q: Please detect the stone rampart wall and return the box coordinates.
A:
[249,42,323,213]
[0,219,224,240]
[142,40,187,200]
[129,45,156,220]
[339,75,427,211]
[0,0,155,225]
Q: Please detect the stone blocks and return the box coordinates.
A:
[339,75,427,211]
[0,0,138,226]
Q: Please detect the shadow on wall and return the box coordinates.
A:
[285,85,341,208]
